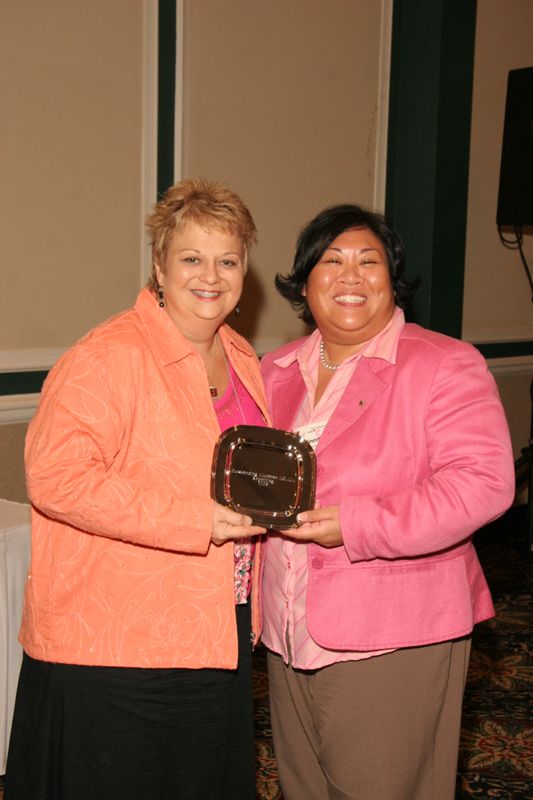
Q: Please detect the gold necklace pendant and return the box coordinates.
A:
[206,336,221,399]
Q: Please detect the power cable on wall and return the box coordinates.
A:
[498,225,533,303]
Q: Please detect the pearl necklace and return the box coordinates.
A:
[319,339,341,371]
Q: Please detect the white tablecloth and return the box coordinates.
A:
[0,498,31,775]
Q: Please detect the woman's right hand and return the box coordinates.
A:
[211,502,266,546]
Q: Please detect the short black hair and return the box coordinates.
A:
[275,204,418,326]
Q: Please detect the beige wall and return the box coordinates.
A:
[0,0,148,501]
[0,424,28,503]
[464,0,533,342]
[182,0,388,352]
[0,0,145,351]
[464,0,533,457]
[494,368,533,458]
[2,0,389,498]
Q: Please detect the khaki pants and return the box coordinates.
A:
[267,637,471,800]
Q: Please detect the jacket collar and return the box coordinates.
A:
[274,306,405,371]
[268,355,394,437]
[134,288,253,366]
[316,358,394,455]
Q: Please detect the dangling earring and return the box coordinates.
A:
[234,304,240,317]
[157,285,165,308]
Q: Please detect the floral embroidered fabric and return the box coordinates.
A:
[233,541,254,605]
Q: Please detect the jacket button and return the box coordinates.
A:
[311,557,324,569]
[316,465,324,475]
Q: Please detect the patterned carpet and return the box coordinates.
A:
[254,506,533,800]
[1,509,530,800]
[454,508,533,799]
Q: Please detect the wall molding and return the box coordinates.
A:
[140,0,159,286]
[463,326,533,343]
[3,342,532,376]
[373,0,393,212]
[0,393,40,425]
[0,349,66,373]
[487,355,533,377]
[174,0,184,182]
[1,352,530,424]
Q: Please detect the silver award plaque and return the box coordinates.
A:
[211,425,316,528]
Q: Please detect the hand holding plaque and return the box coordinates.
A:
[210,425,316,528]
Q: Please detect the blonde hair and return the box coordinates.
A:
[145,177,258,291]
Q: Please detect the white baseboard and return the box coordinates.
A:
[0,394,40,425]
[0,348,530,426]
[487,355,533,377]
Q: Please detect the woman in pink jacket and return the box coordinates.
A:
[261,204,515,800]
[6,179,269,800]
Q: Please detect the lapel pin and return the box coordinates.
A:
[358,400,365,407]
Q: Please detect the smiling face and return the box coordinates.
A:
[303,227,395,355]
[154,220,245,341]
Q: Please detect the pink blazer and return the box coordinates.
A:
[261,323,515,651]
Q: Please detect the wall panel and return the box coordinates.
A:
[182,0,390,352]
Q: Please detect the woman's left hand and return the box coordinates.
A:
[211,502,266,546]
[285,505,343,548]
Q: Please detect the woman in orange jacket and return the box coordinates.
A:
[5,178,269,800]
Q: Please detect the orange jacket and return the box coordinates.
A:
[21,289,270,668]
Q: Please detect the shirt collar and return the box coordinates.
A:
[273,306,405,369]
[134,287,252,366]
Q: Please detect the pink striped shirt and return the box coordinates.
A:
[261,307,404,667]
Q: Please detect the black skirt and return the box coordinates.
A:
[5,603,254,800]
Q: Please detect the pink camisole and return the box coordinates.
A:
[213,359,265,603]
